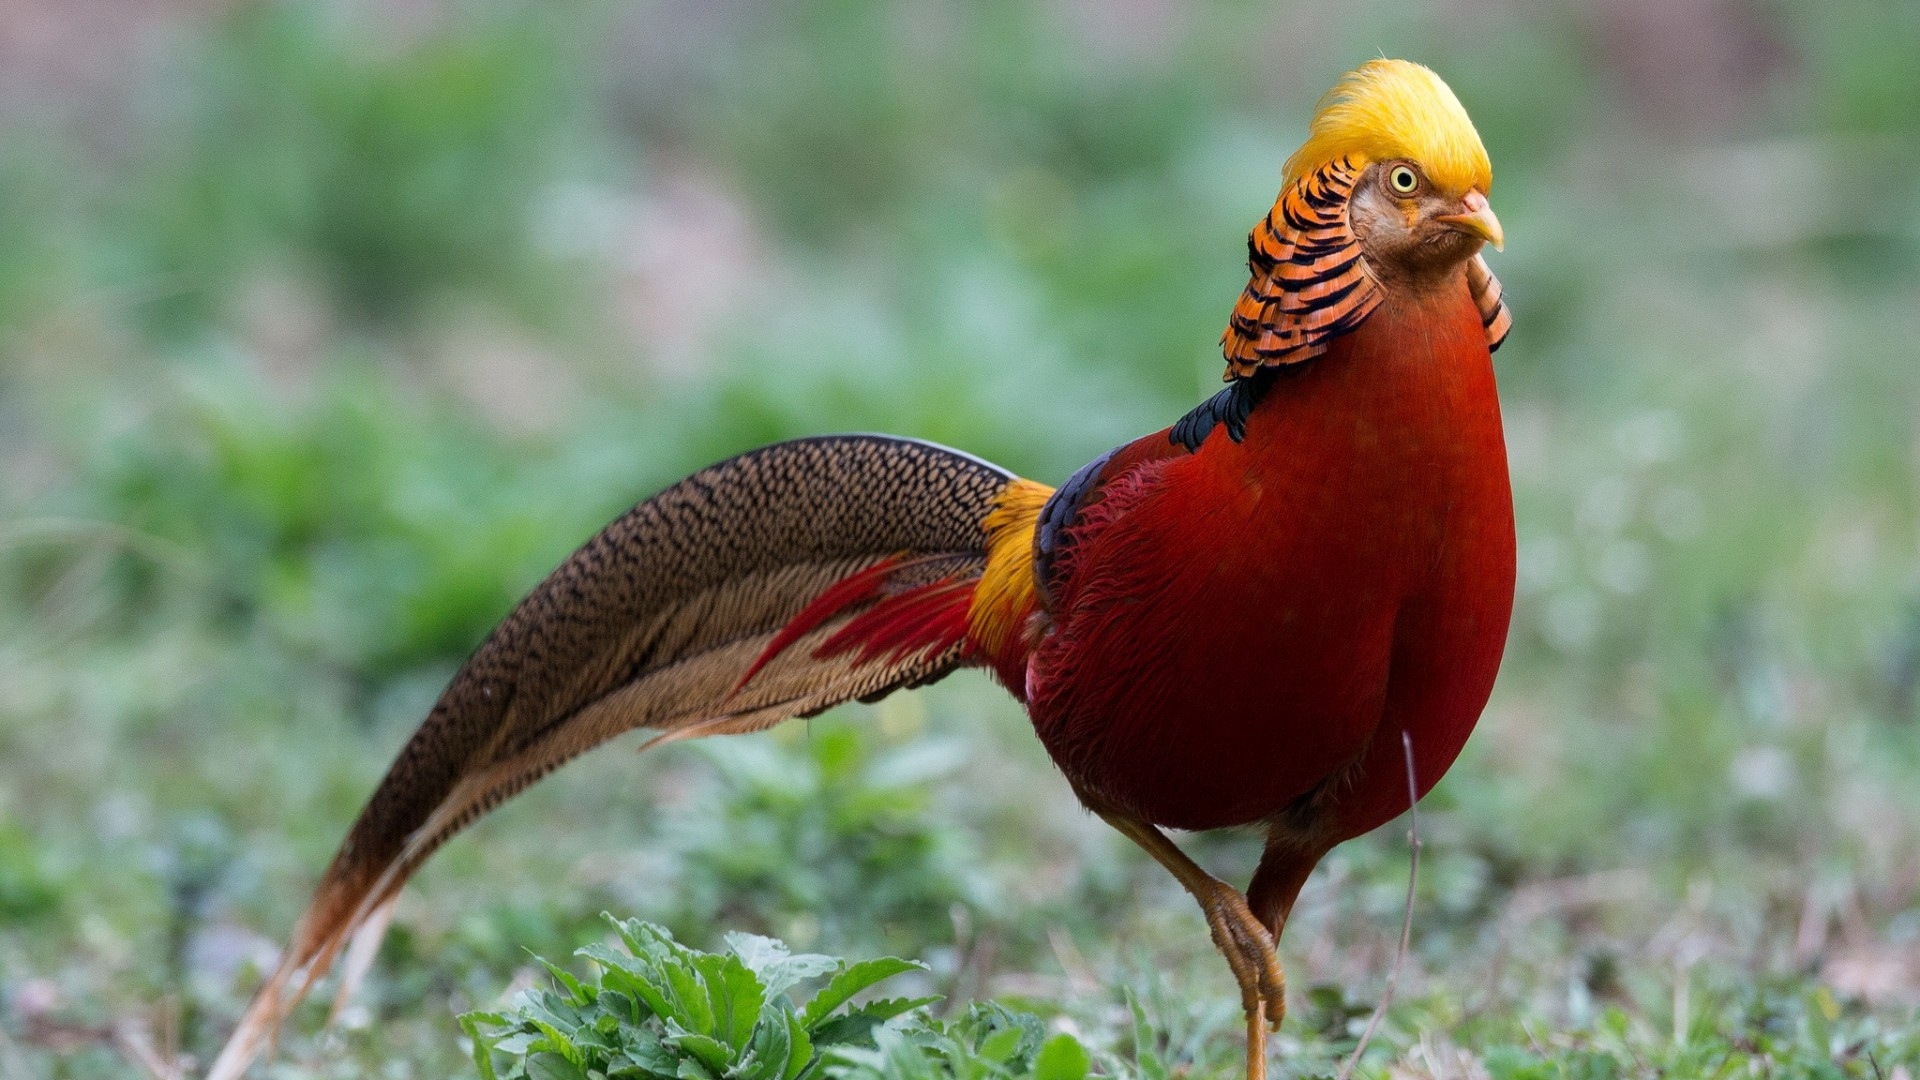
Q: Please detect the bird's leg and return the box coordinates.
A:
[1245,834,1323,1027]
[1092,809,1286,1080]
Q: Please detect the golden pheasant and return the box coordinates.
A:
[209,59,1513,1080]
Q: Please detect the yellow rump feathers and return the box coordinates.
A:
[967,478,1053,661]
[1283,59,1492,197]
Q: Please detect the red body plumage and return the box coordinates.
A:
[1028,280,1514,840]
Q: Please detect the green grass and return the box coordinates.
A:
[467,916,1920,1080]
[3,1,1920,1078]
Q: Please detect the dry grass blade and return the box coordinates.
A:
[1335,731,1421,1080]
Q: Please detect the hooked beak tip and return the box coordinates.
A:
[1437,190,1505,252]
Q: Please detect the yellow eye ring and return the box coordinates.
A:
[1387,165,1420,195]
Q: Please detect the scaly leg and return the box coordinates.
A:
[1247,831,1320,942]
[1093,809,1285,1080]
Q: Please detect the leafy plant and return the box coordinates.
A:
[823,1004,1090,1080]
[460,915,930,1080]
[461,916,1094,1080]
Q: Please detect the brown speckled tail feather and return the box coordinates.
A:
[208,434,1013,1080]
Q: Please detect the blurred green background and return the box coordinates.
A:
[3,1,1919,1076]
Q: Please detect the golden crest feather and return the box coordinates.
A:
[1283,59,1492,196]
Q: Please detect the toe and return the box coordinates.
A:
[1263,990,1287,1028]
[1192,879,1291,1029]
[1211,894,1287,1025]
[1205,912,1262,1013]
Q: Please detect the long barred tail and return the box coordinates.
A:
[208,435,1047,1080]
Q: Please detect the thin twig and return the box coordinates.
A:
[1336,732,1422,1080]
[113,1017,185,1080]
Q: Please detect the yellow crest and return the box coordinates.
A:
[1283,59,1492,197]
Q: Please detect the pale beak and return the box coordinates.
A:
[1435,189,1504,252]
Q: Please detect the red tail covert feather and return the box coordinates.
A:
[732,556,907,694]
[817,578,975,669]
[733,556,980,704]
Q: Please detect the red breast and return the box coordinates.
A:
[1027,278,1514,838]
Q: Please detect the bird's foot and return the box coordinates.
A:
[1195,879,1287,1030]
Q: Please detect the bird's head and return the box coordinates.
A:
[1285,58,1501,281]
[1219,59,1513,378]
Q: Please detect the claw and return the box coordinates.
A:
[1084,810,1289,1077]
[1196,880,1289,1031]
[1203,901,1262,1014]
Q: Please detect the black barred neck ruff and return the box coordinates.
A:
[1220,157,1384,380]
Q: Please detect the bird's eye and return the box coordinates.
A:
[1387,165,1420,195]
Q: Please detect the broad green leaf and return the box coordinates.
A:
[579,940,645,982]
[665,1021,738,1074]
[958,1002,1045,1067]
[528,1051,590,1080]
[515,986,587,1030]
[781,1007,814,1080]
[582,944,671,1021]
[799,958,926,1029]
[728,932,841,997]
[815,1042,892,1080]
[692,951,765,1051]
[805,1012,889,1052]
[843,997,938,1024]
[1033,1034,1089,1080]
[529,1018,584,1065]
[727,1006,789,1080]
[598,988,642,1026]
[870,1026,940,1080]
[462,1011,506,1080]
[621,1029,681,1079]
[677,1057,719,1080]
[664,956,716,1034]
[537,954,591,1005]
[767,953,841,992]
[723,933,789,977]
[976,1027,1023,1066]
[607,915,652,954]
[494,1033,539,1055]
